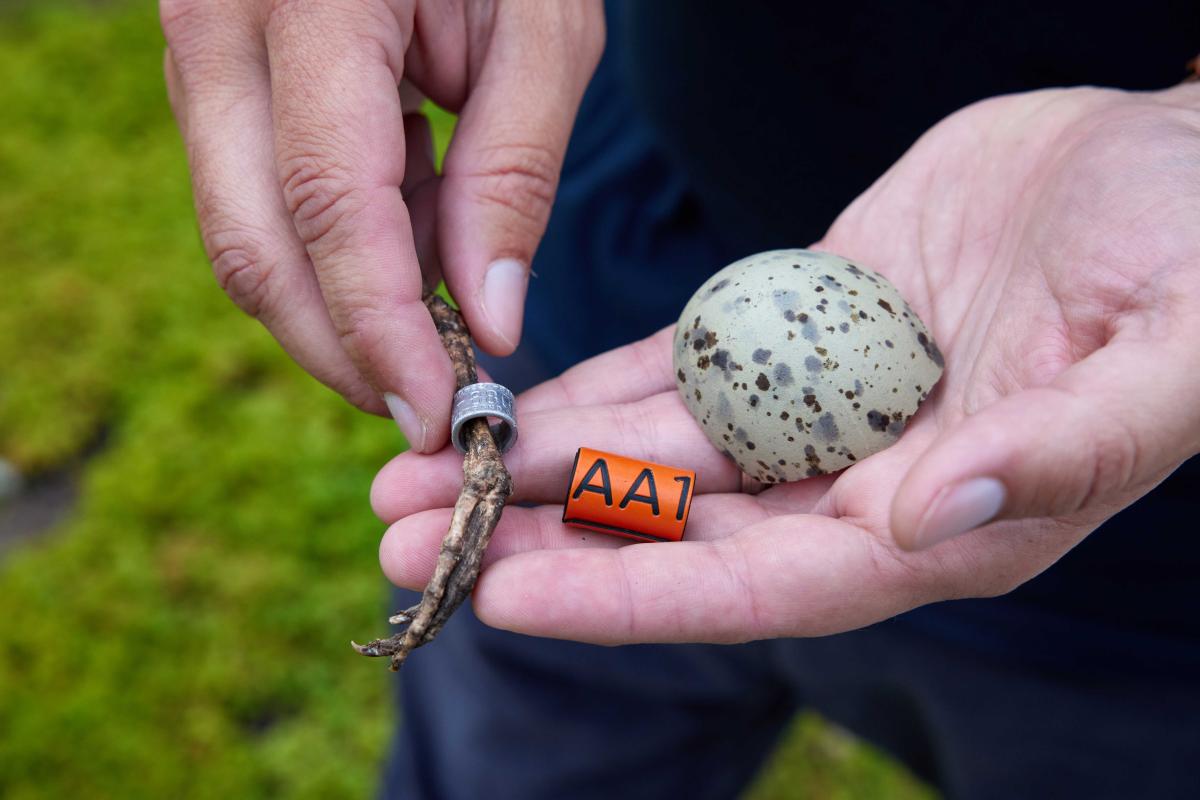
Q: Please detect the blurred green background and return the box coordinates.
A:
[0,2,933,797]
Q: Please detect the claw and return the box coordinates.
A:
[350,640,381,657]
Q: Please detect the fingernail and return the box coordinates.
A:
[913,477,1006,549]
[383,392,427,452]
[481,258,529,351]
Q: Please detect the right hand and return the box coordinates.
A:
[160,0,605,451]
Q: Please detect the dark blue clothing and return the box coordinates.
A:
[386,3,1200,797]
[384,606,1200,799]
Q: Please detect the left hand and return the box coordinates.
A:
[370,84,1200,644]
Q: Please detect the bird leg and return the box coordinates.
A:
[352,294,513,670]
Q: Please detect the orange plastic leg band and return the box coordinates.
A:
[561,447,696,542]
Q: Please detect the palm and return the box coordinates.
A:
[373,86,1200,644]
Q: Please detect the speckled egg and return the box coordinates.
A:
[673,249,943,483]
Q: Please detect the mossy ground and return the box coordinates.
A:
[0,2,932,797]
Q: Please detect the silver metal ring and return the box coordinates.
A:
[450,382,518,454]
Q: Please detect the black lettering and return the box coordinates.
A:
[673,475,692,521]
[619,468,660,515]
[572,458,613,505]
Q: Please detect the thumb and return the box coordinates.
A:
[891,335,1200,550]
[437,1,604,355]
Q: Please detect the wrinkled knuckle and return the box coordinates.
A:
[159,0,205,43]
[335,304,391,365]
[279,155,362,249]
[470,144,559,231]
[1078,413,1141,511]
[160,0,223,62]
[208,236,277,319]
[871,537,950,602]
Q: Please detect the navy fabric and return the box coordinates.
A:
[382,603,1200,799]
[384,2,1200,797]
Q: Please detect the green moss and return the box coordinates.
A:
[0,2,934,797]
[745,714,935,800]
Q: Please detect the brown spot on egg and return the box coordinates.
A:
[866,410,889,432]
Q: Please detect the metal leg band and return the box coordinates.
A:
[450,382,518,454]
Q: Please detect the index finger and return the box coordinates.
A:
[265,1,454,451]
[519,327,676,414]
[370,391,744,523]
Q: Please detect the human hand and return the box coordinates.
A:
[161,0,604,451]
[371,84,1200,643]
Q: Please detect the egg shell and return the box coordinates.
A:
[673,249,944,483]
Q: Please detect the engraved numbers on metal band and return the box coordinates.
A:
[450,382,518,455]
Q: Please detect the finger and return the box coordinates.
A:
[379,494,772,591]
[519,327,677,414]
[401,112,443,288]
[163,48,186,130]
[265,1,455,452]
[437,1,605,355]
[892,327,1200,550]
[160,4,384,414]
[370,391,742,523]
[469,515,933,644]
